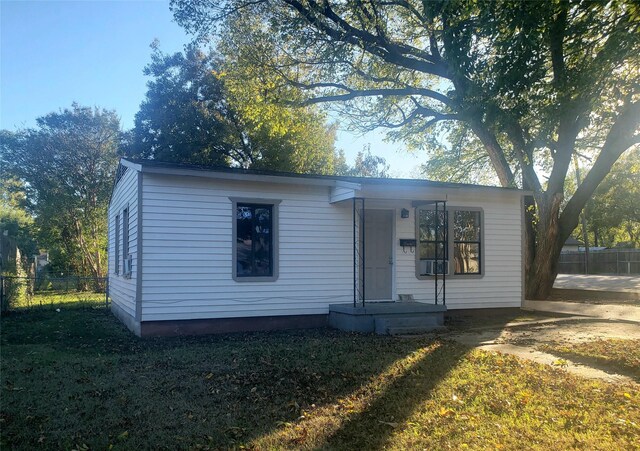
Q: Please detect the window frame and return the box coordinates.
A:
[230,197,281,282]
[414,205,484,280]
[122,206,129,276]
[115,213,120,275]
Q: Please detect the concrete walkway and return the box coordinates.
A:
[475,343,634,384]
[554,274,640,293]
[446,316,640,384]
[523,299,640,322]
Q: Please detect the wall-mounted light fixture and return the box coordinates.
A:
[400,208,410,218]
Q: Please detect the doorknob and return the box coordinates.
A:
[389,257,393,265]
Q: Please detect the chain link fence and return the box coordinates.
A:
[0,275,109,314]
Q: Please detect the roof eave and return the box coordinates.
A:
[137,163,358,189]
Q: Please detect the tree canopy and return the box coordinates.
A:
[0,175,37,273]
[1,104,120,277]
[125,41,344,174]
[124,43,251,167]
[172,0,640,297]
[584,148,640,247]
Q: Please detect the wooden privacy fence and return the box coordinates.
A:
[558,249,640,275]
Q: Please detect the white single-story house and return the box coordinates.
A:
[108,158,526,336]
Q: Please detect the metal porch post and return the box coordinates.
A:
[353,198,356,308]
[443,201,447,306]
[362,198,366,307]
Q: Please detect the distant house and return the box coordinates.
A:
[108,158,527,337]
[562,237,583,253]
[34,253,49,273]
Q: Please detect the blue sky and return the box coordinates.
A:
[1,0,422,176]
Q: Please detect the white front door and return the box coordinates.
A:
[364,209,393,300]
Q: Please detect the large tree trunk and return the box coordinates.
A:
[525,193,567,299]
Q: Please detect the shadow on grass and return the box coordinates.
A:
[1,308,463,449]
[317,341,468,450]
[6,306,582,449]
[444,307,570,331]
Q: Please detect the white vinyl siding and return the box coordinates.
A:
[107,168,139,318]
[140,174,354,321]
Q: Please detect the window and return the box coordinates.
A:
[417,209,447,276]
[115,214,120,275]
[415,206,483,278]
[453,210,481,275]
[232,200,279,281]
[122,207,129,274]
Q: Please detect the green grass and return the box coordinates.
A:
[2,309,639,450]
[11,291,106,309]
[539,339,640,382]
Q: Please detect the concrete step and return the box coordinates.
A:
[374,314,445,335]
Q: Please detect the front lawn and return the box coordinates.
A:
[1,309,639,450]
[539,339,640,382]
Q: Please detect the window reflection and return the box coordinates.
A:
[236,204,272,277]
[453,211,481,274]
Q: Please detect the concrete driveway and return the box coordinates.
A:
[554,274,640,293]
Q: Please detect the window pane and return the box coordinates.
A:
[236,207,253,277]
[454,211,480,241]
[253,207,271,276]
[418,210,446,241]
[454,243,480,274]
[236,204,273,277]
[419,242,447,260]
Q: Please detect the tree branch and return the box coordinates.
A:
[282,80,451,106]
[560,100,640,235]
[282,0,451,79]
[549,1,568,87]
[467,118,516,187]
[502,118,542,193]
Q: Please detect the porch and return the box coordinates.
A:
[330,196,449,335]
[329,302,447,335]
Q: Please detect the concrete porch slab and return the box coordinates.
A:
[329,302,447,335]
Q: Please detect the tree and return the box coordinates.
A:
[127,41,343,174]
[172,0,640,298]
[219,17,343,174]
[345,145,390,177]
[1,104,120,278]
[582,149,640,247]
[125,42,255,167]
[0,175,36,274]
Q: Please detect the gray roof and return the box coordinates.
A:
[564,237,583,246]
[122,158,527,194]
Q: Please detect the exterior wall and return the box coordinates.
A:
[108,168,140,323]
[366,193,523,309]
[140,174,354,322]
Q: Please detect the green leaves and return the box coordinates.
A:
[1,104,119,277]
[128,41,343,174]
